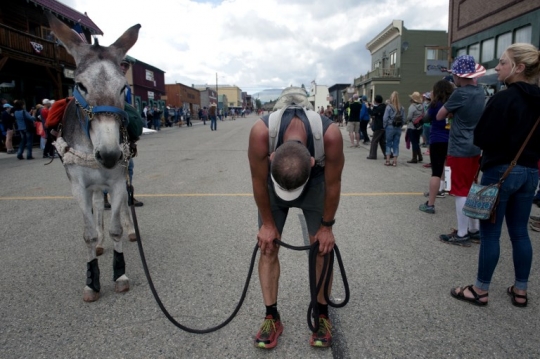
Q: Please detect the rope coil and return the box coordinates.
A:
[127,185,349,334]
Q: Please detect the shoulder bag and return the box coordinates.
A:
[463,116,540,223]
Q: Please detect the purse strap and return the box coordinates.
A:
[476,115,540,184]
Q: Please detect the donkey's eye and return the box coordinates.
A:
[76,82,88,93]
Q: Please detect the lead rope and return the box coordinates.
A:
[126,185,350,334]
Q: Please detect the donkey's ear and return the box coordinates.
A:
[46,13,88,64]
[109,24,141,64]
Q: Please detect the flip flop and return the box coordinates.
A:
[450,285,488,306]
[507,286,527,307]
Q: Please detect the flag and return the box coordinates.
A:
[72,22,88,43]
[30,41,43,54]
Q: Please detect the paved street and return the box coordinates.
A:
[1,113,540,359]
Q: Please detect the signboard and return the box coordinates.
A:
[63,68,75,79]
[148,91,154,100]
[426,60,450,76]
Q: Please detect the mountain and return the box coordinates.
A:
[250,88,284,104]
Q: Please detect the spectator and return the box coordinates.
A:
[13,100,36,160]
[152,105,162,131]
[2,102,16,154]
[383,91,405,166]
[406,92,425,163]
[209,102,217,131]
[359,95,371,144]
[419,80,453,214]
[41,99,55,158]
[436,55,486,246]
[366,95,386,160]
[347,94,361,147]
[451,43,540,307]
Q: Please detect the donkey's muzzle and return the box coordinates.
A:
[95,149,123,169]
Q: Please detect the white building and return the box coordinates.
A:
[308,81,330,111]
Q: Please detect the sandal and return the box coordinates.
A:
[450,285,488,306]
[507,286,527,307]
[392,162,397,167]
[384,161,391,166]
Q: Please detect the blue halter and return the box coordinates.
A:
[73,86,129,138]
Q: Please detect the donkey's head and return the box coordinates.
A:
[47,14,141,169]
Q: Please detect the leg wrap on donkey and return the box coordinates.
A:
[113,250,126,281]
[86,258,101,292]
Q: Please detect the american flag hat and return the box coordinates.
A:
[451,55,486,79]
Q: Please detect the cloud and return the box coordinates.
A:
[61,0,449,93]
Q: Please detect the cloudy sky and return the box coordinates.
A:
[62,0,449,95]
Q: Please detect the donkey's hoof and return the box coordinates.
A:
[83,286,100,302]
[96,246,104,256]
[115,275,130,293]
[128,233,137,242]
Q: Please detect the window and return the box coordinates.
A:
[481,38,494,62]
[457,48,466,57]
[515,25,531,44]
[426,49,437,60]
[497,32,511,58]
[145,70,154,81]
[374,60,381,69]
[468,43,480,62]
[390,51,397,65]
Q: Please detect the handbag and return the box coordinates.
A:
[463,116,540,222]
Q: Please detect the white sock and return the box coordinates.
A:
[455,196,469,237]
[468,218,480,233]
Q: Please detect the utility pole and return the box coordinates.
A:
[216,72,219,111]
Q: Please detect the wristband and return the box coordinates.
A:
[321,218,335,227]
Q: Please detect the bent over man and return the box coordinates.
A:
[248,87,344,349]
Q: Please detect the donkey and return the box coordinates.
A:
[47,14,141,302]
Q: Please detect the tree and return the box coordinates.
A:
[255,99,262,110]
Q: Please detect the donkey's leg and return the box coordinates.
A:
[72,183,101,302]
[109,183,130,293]
[93,190,105,256]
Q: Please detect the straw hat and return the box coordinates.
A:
[409,91,423,103]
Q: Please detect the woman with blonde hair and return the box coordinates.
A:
[382,91,405,166]
[451,43,540,307]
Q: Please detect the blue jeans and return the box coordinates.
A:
[153,119,161,131]
[385,126,401,157]
[17,130,33,158]
[476,164,538,291]
[210,115,217,130]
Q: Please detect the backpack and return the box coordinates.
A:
[392,107,403,127]
[268,105,325,167]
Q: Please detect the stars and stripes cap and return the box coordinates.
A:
[451,55,486,79]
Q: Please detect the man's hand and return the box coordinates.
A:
[257,224,280,255]
[315,226,335,255]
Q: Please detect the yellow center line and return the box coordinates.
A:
[0,192,424,200]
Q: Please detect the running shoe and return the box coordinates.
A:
[424,191,446,198]
[468,230,481,243]
[419,201,435,214]
[254,314,283,349]
[439,230,471,247]
[310,315,332,348]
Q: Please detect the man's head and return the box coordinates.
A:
[352,94,359,101]
[451,55,485,86]
[42,99,51,108]
[120,58,131,75]
[374,95,383,104]
[270,141,314,201]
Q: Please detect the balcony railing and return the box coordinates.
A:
[0,23,75,67]
[354,67,400,86]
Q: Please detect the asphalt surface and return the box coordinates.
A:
[1,114,540,359]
